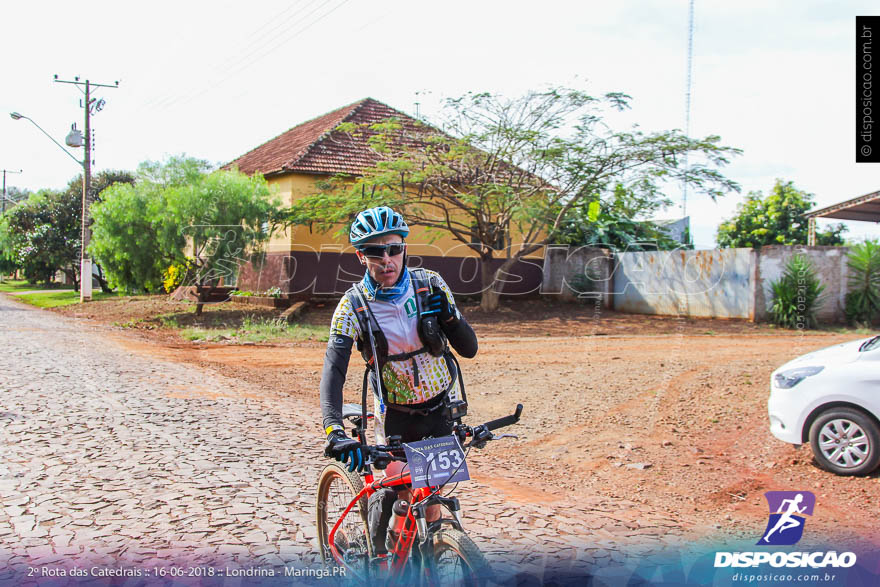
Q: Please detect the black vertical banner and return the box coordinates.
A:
[857,16,880,162]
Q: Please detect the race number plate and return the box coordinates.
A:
[403,436,470,489]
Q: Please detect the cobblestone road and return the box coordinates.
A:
[0,295,690,585]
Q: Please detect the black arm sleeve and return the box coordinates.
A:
[320,334,354,431]
[442,315,478,359]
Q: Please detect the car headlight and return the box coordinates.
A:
[773,366,824,389]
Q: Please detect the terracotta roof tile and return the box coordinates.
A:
[225,98,422,177]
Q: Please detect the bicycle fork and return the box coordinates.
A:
[396,495,465,583]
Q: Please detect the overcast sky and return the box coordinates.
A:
[2,1,878,248]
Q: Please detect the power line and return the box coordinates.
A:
[133,0,316,114]
[173,0,324,102]
[242,0,314,46]
[176,0,349,109]
[144,0,347,114]
[226,0,325,69]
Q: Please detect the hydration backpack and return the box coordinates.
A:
[345,268,460,404]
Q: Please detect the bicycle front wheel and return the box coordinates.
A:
[316,463,373,574]
[432,528,493,586]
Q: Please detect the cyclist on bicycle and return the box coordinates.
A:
[319,205,478,556]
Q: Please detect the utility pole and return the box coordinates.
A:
[1,168,23,214]
[0,168,22,283]
[54,75,118,301]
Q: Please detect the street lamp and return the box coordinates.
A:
[9,112,83,167]
[9,111,92,301]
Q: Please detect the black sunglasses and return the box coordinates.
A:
[358,243,406,258]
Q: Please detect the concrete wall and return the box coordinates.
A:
[237,251,546,297]
[238,242,853,322]
[755,245,850,323]
[611,248,756,319]
[540,246,614,307]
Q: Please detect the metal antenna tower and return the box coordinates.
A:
[683,0,695,220]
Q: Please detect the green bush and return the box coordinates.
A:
[769,254,826,329]
[162,259,194,294]
[845,240,880,326]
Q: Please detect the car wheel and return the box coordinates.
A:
[808,407,880,476]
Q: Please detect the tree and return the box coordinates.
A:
[91,156,279,314]
[0,215,19,277]
[66,170,136,291]
[0,172,134,290]
[716,179,846,248]
[286,88,741,311]
[2,186,31,213]
[0,187,31,278]
[844,239,880,325]
[557,183,681,251]
[3,190,79,286]
[89,179,166,293]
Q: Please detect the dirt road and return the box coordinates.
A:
[6,294,768,585]
[60,296,879,550]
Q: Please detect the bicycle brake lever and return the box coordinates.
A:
[492,433,518,440]
[370,451,392,469]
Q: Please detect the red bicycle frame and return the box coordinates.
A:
[328,466,434,579]
[326,403,522,580]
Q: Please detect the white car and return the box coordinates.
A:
[768,335,880,476]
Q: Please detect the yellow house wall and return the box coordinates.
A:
[265,172,545,259]
[262,175,296,256]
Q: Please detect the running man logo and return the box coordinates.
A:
[758,491,816,546]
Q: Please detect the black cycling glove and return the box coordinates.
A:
[424,292,458,326]
[324,429,366,472]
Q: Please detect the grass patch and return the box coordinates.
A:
[160,315,181,329]
[15,290,121,308]
[817,325,876,335]
[113,318,157,330]
[0,279,73,293]
[179,315,328,343]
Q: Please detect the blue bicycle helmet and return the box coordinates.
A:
[349,206,409,246]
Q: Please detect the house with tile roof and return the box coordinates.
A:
[225,98,544,297]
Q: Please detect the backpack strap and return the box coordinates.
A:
[345,285,374,359]
[409,267,433,315]
[410,268,448,359]
[348,270,456,406]
[347,284,388,404]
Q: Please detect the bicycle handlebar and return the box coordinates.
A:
[363,404,524,468]
[455,403,523,447]
[483,403,523,431]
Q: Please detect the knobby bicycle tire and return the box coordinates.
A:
[432,528,493,586]
[315,463,373,572]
